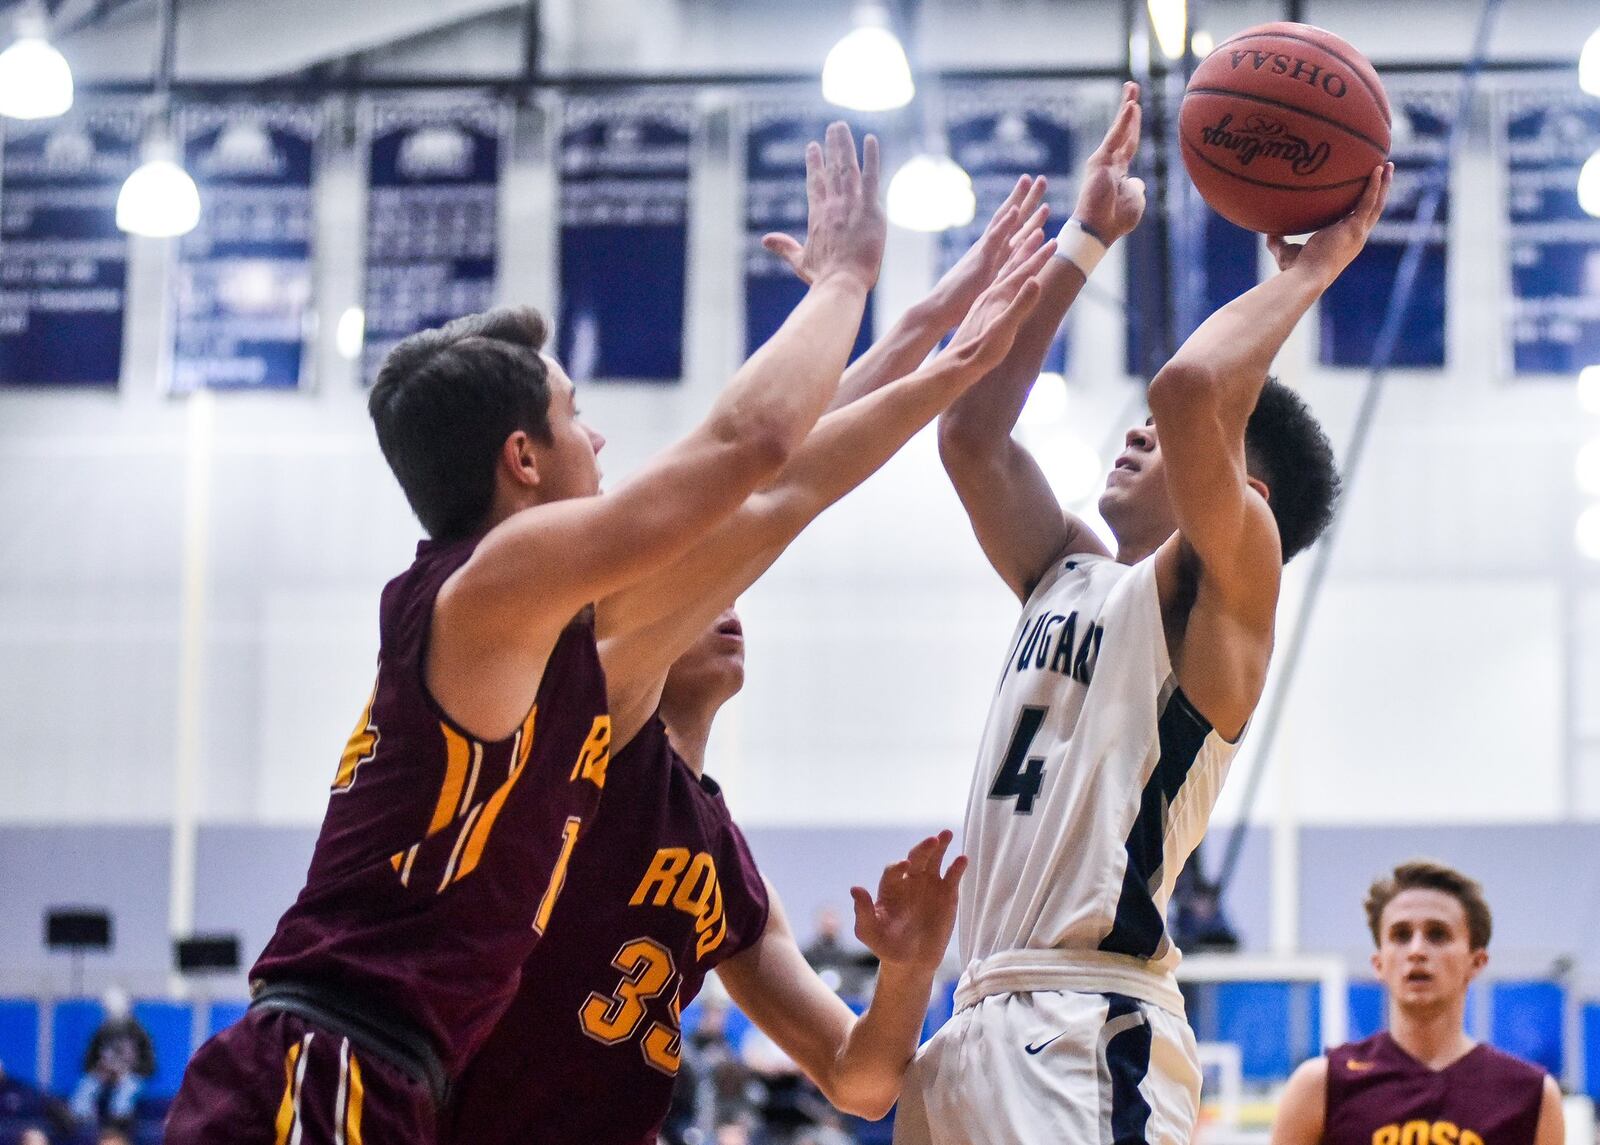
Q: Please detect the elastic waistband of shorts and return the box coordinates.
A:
[953,949,1186,1017]
[250,979,449,1107]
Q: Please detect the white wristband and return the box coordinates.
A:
[1055,217,1109,277]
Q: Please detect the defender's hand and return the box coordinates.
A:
[1268,163,1392,283]
[1072,82,1146,245]
[934,228,1055,377]
[851,830,967,973]
[922,175,1050,328]
[761,122,886,292]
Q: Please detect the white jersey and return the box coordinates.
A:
[957,551,1241,979]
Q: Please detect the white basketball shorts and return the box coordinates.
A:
[892,988,1202,1145]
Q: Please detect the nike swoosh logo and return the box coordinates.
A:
[1347,1060,1375,1071]
[1025,1031,1069,1055]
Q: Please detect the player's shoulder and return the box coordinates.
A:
[1470,1040,1552,1086]
[1326,1032,1393,1071]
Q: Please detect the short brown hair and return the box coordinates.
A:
[368,306,553,540]
[1364,860,1492,951]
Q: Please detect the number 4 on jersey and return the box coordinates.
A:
[989,705,1049,814]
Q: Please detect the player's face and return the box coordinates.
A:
[1371,888,1487,1012]
[662,607,747,710]
[535,356,605,501]
[1097,419,1179,544]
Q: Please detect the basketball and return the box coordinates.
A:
[1179,22,1391,234]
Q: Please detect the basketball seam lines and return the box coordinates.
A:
[1180,135,1373,195]
[1185,87,1390,153]
[1211,31,1391,124]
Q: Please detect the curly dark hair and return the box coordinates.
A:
[1364,860,1493,951]
[1244,379,1340,562]
[367,306,554,541]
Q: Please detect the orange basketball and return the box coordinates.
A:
[1179,22,1390,234]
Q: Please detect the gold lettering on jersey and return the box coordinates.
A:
[331,681,380,792]
[632,848,692,905]
[630,847,728,959]
[571,716,612,789]
[1374,1124,1480,1145]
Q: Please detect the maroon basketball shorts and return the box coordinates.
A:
[165,1008,437,1144]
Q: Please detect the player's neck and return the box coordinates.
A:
[1115,537,1161,565]
[1388,1000,1476,1070]
[660,708,714,776]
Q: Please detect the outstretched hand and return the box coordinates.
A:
[921,174,1051,328]
[761,122,887,292]
[933,224,1056,377]
[1267,163,1393,283]
[1073,81,1146,245]
[851,830,967,973]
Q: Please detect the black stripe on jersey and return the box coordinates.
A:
[1102,993,1153,1145]
[1098,688,1212,960]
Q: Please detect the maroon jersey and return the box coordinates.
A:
[443,715,771,1145]
[1324,1033,1547,1145]
[252,536,612,1076]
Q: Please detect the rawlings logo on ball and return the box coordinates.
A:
[1198,114,1331,175]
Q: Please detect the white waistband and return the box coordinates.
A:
[953,949,1186,1018]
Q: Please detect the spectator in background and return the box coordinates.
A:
[2,1056,72,1139]
[69,986,153,1133]
[800,908,873,999]
[96,1128,133,1145]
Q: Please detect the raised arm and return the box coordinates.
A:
[1147,163,1389,737]
[600,233,1055,739]
[1149,165,1388,579]
[431,125,885,739]
[764,174,1048,414]
[717,832,964,1121]
[938,83,1146,601]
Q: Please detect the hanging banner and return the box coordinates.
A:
[1319,88,1453,370]
[170,104,319,393]
[362,99,507,384]
[1123,193,1260,379]
[0,106,139,388]
[743,99,877,362]
[556,93,692,382]
[941,83,1079,375]
[1500,89,1600,376]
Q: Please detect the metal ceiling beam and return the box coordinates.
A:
[56,0,523,81]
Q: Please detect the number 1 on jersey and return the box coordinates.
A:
[989,705,1049,814]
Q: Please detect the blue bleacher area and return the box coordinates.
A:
[0,1000,40,1087]
[1584,1002,1600,1100]
[48,999,104,1098]
[207,1000,250,1040]
[1490,980,1564,1077]
[131,1000,193,1100]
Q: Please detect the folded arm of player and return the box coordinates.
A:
[938,82,1145,602]
[431,124,883,739]
[1146,163,1390,738]
[600,233,1055,742]
[717,831,966,1120]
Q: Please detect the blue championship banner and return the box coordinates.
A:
[362,99,507,385]
[1500,89,1600,376]
[743,98,877,362]
[171,104,320,393]
[941,82,1078,374]
[557,93,692,382]
[1319,87,1453,369]
[0,105,139,387]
